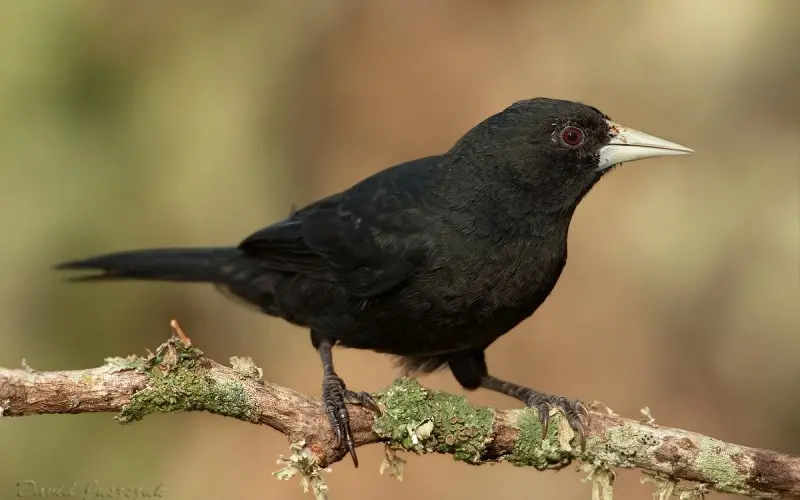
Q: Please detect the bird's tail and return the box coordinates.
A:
[55,247,244,283]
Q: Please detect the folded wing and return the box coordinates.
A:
[238,201,421,298]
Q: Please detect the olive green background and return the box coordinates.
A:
[1,2,798,499]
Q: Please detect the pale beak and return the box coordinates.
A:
[598,120,693,171]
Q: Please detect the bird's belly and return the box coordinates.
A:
[336,288,542,356]
[293,246,566,357]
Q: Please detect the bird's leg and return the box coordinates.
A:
[480,375,588,450]
[317,338,380,467]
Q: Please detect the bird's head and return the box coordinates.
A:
[449,97,693,214]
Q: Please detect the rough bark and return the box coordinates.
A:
[1,331,797,499]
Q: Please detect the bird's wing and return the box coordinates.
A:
[238,200,423,298]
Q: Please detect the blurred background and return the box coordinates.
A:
[1,1,798,499]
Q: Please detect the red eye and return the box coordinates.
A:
[560,126,584,147]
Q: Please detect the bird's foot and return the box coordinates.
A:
[321,373,379,467]
[344,388,381,413]
[523,390,588,451]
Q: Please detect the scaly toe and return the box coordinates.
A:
[525,393,587,451]
[524,393,554,437]
[551,396,587,451]
[344,389,381,415]
[322,375,360,467]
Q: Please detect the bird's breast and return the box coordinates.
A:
[389,235,567,352]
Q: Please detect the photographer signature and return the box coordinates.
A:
[16,480,164,500]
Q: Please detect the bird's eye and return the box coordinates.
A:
[560,126,584,147]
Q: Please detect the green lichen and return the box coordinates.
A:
[585,421,749,495]
[587,422,645,467]
[104,354,149,373]
[506,407,571,468]
[117,338,259,424]
[694,438,747,492]
[372,377,494,463]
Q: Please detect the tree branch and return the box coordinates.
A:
[1,328,797,499]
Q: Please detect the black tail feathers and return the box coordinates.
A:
[55,247,243,283]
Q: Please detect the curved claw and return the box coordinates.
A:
[333,423,343,447]
[539,405,551,438]
[525,394,552,438]
[344,389,382,416]
[577,402,590,420]
[322,377,378,467]
[570,419,587,452]
[550,457,573,471]
[322,375,359,467]
[347,447,359,467]
[338,408,359,467]
[524,392,587,452]
[562,400,588,451]
[362,395,382,415]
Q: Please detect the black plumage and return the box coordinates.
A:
[57,98,692,465]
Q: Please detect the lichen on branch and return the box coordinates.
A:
[115,339,261,424]
[0,329,798,499]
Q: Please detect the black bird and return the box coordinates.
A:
[56,98,693,466]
